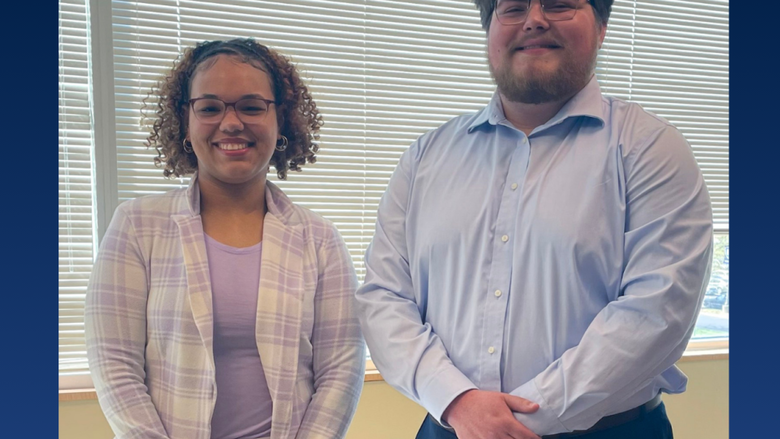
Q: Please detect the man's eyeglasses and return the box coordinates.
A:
[495,0,592,25]
[188,97,278,124]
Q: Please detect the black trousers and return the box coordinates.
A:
[415,402,673,439]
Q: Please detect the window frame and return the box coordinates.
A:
[59,0,729,392]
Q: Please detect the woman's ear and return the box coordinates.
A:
[182,104,191,144]
[276,112,284,135]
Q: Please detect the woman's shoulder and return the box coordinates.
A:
[288,201,338,236]
[267,183,340,240]
[114,187,190,220]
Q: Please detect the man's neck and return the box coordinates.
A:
[500,96,569,136]
[498,77,592,136]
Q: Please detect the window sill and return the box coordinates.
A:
[680,338,729,362]
[59,347,728,402]
[679,350,728,362]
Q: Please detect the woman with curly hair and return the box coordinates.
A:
[85,38,365,439]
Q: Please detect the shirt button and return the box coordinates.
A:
[522,138,528,144]
[511,183,518,190]
[494,289,502,297]
[501,235,509,242]
[488,346,495,354]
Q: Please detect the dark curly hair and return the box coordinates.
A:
[472,0,613,31]
[142,38,322,180]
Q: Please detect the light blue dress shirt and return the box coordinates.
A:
[355,77,713,436]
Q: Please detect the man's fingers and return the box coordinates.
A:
[502,395,541,439]
[503,418,542,439]
[501,417,541,439]
[503,394,540,414]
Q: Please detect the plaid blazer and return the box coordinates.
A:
[85,175,365,439]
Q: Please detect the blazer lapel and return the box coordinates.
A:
[257,211,305,439]
[172,213,216,371]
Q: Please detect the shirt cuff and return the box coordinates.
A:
[510,379,570,436]
[418,365,478,424]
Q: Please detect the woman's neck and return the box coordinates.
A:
[198,176,267,215]
[198,175,268,247]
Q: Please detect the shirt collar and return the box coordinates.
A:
[468,75,606,133]
[468,93,504,132]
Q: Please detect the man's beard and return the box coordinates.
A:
[489,49,597,105]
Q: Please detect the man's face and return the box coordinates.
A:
[487,0,607,104]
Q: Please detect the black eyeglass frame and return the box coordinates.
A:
[188,97,279,124]
[494,0,594,25]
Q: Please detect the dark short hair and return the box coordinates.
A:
[472,0,614,30]
[142,38,322,180]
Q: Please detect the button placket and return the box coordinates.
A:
[480,133,529,389]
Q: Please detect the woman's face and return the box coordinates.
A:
[186,54,280,188]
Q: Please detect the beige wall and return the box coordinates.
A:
[663,358,729,439]
[59,358,728,439]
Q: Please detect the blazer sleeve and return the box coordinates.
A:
[295,222,366,439]
[85,205,170,439]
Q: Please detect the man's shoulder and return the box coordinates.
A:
[599,94,692,167]
[601,94,679,132]
[431,111,483,136]
[411,110,485,152]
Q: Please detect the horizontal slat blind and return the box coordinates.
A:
[112,1,728,266]
[111,0,493,280]
[59,0,96,382]
[597,0,728,229]
[59,0,730,387]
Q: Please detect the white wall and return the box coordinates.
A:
[59,357,728,439]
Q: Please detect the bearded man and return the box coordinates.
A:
[355,1,713,438]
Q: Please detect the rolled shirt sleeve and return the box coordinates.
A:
[356,144,478,422]
[510,124,713,435]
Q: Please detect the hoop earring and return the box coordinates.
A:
[182,139,193,153]
[275,135,288,152]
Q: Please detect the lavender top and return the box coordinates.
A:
[205,235,272,439]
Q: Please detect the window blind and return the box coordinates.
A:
[111,0,494,281]
[58,0,96,387]
[597,0,729,229]
[58,0,730,388]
